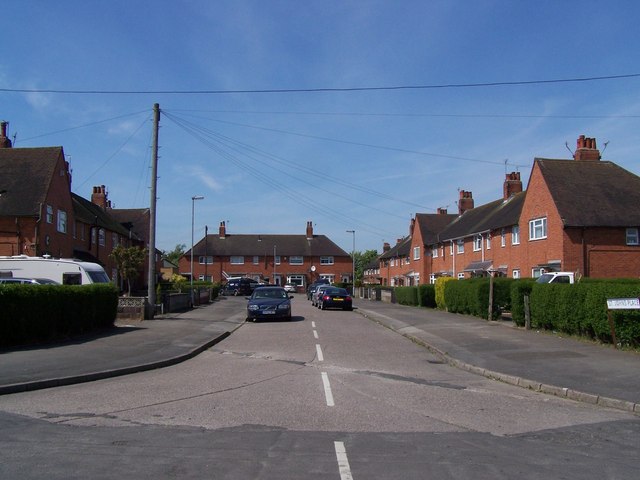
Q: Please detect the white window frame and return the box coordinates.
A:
[512,225,520,245]
[486,234,491,250]
[529,217,547,241]
[98,228,105,246]
[57,210,67,234]
[253,255,260,265]
[457,272,465,280]
[289,255,304,265]
[320,274,334,283]
[429,274,436,284]
[199,256,213,264]
[432,245,438,258]
[287,274,305,287]
[626,228,639,246]
[512,269,520,279]
[413,246,420,260]
[473,234,482,252]
[230,256,244,265]
[274,255,281,265]
[456,239,464,254]
[532,267,545,278]
[449,242,453,255]
[501,228,506,248]
[320,256,334,265]
[46,204,53,224]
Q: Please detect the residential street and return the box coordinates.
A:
[1,296,639,479]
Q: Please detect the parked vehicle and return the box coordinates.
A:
[317,287,352,311]
[0,255,110,285]
[221,277,259,296]
[246,286,293,321]
[311,284,333,307]
[536,272,575,284]
[284,283,297,293]
[0,277,60,285]
[307,278,330,300]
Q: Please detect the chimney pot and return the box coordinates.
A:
[573,135,601,161]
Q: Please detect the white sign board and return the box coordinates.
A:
[606,298,640,310]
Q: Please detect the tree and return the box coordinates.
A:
[163,244,186,265]
[353,249,379,284]
[110,245,148,296]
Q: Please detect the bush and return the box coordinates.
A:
[418,284,436,308]
[395,286,418,306]
[0,284,118,347]
[435,277,455,310]
[510,279,536,326]
[529,280,640,346]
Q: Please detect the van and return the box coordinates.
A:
[0,256,110,285]
[535,272,575,284]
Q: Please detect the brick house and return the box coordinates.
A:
[379,237,412,286]
[181,221,352,289]
[0,121,158,288]
[381,135,640,283]
[519,136,640,278]
[0,123,77,258]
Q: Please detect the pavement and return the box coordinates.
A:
[1,295,639,415]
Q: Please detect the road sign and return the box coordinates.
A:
[606,298,640,310]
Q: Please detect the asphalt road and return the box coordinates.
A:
[1,295,639,479]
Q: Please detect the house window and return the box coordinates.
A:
[429,274,436,284]
[532,267,545,278]
[432,245,438,258]
[230,256,244,265]
[46,204,53,224]
[529,217,547,240]
[501,228,506,247]
[287,274,305,287]
[199,256,213,264]
[456,239,464,254]
[413,246,420,260]
[320,256,334,265]
[512,269,520,279]
[473,235,482,252]
[57,210,67,233]
[253,256,260,265]
[289,255,303,265]
[626,228,639,245]
[486,234,491,250]
[91,227,96,245]
[98,228,105,246]
[449,243,453,255]
[320,274,334,283]
[274,255,281,265]
[512,225,520,245]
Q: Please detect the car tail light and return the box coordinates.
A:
[323,295,330,301]
[346,296,352,301]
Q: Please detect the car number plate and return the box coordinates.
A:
[262,310,275,314]
[333,297,343,301]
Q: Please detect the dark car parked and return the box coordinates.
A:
[317,287,352,311]
[246,286,293,321]
[307,278,330,300]
[222,277,258,296]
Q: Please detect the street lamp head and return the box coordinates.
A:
[192,195,204,201]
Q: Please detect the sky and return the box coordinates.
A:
[1,1,639,255]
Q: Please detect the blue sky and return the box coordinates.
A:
[2,1,639,254]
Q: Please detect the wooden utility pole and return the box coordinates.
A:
[147,103,160,318]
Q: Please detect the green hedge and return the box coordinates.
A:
[0,284,118,347]
[509,279,536,326]
[395,286,418,305]
[443,277,513,320]
[530,281,640,346]
[418,284,436,308]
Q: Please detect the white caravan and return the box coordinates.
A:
[0,255,110,285]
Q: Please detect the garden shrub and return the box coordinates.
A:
[395,286,418,306]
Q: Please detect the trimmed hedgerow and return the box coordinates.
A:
[435,277,455,310]
[509,279,536,326]
[0,284,118,347]
[395,286,419,306]
[418,284,436,308]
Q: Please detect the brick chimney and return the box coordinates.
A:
[503,172,523,199]
[219,221,226,239]
[573,135,601,162]
[410,217,416,235]
[458,190,474,215]
[91,185,111,209]
[306,221,314,240]
[437,207,448,215]
[383,242,391,252]
[0,121,12,148]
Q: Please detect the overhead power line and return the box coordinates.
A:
[1,73,638,95]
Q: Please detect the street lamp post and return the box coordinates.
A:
[191,195,204,305]
[346,230,356,296]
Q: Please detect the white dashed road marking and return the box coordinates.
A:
[321,372,335,407]
[334,441,353,479]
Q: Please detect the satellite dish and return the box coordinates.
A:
[311,265,316,272]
